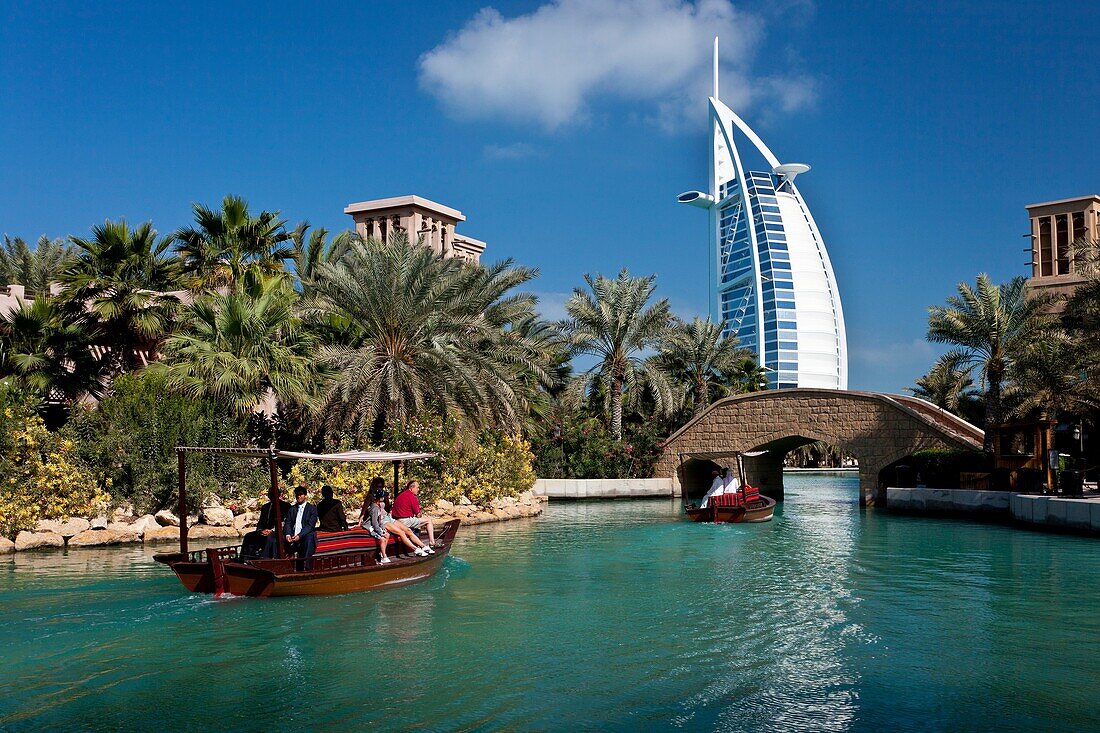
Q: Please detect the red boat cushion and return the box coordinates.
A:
[742,485,761,502]
[315,529,382,557]
[711,493,743,507]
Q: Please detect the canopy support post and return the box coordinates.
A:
[177,448,188,555]
[393,460,400,493]
[270,451,285,559]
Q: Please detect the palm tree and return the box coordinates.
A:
[655,317,743,415]
[725,355,770,394]
[1008,329,1096,419]
[174,195,293,291]
[0,297,105,403]
[908,351,981,418]
[62,219,181,374]
[0,235,74,299]
[289,223,354,295]
[307,233,552,440]
[560,269,672,440]
[927,273,1053,452]
[154,275,322,416]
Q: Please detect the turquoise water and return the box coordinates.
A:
[3,472,1100,732]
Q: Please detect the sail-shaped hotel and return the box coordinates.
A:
[678,39,847,390]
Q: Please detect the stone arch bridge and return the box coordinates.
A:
[655,389,984,506]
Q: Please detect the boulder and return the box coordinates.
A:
[490,496,517,510]
[14,531,64,551]
[458,495,473,506]
[233,512,259,531]
[57,518,91,538]
[69,528,140,547]
[155,510,179,527]
[34,519,63,534]
[201,506,234,527]
[130,515,161,537]
[433,499,455,513]
[111,503,135,524]
[90,516,109,530]
[189,525,238,540]
[0,536,14,554]
[144,526,183,543]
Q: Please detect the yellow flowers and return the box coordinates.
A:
[0,408,103,537]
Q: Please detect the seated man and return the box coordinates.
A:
[699,469,725,509]
[241,488,291,559]
[283,486,319,570]
[316,485,348,532]
[391,480,439,547]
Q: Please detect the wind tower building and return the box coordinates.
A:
[678,38,847,390]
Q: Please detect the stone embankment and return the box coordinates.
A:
[0,491,547,555]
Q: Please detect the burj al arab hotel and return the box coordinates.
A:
[678,39,848,390]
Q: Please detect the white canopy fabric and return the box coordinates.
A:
[274,450,436,462]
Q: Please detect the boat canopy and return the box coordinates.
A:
[275,450,436,462]
[175,446,436,462]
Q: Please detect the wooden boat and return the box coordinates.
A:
[683,451,775,524]
[154,446,460,597]
[685,489,775,523]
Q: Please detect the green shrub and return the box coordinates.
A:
[64,371,265,513]
[904,448,991,488]
[531,416,664,479]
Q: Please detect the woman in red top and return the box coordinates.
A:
[391,480,439,548]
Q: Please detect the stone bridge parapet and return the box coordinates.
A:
[655,389,984,506]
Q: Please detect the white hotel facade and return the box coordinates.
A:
[678,39,848,391]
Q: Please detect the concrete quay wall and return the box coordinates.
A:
[886,488,1011,517]
[1010,494,1100,534]
[532,478,677,500]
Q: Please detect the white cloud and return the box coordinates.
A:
[531,290,572,321]
[419,0,816,131]
[482,142,541,160]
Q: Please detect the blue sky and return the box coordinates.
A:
[2,1,1097,392]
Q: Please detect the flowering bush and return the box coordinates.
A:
[531,416,665,479]
[0,387,107,536]
[283,416,537,509]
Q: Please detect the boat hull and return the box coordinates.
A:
[158,520,460,598]
[686,496,776,523]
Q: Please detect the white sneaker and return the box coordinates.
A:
[414,547,428,557]
[424,546,436,554]
[379,556,391,564]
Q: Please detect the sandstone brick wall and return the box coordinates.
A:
[656,389,983,506]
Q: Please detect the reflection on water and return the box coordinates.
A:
[3,473,1100,732]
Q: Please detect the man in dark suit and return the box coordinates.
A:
[241,489,291,559]
[283,485,318,570]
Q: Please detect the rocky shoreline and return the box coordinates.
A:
[0,492,547,555]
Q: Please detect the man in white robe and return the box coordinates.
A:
[700,469,725,508]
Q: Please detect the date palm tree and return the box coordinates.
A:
[174,195,293,292]
[908,351,981,419]
[724,355,770,394]
[1008,329,1096,419]
[0,235,74,299]
[307,233,552,440]
[927,274,1053,452]
[654,316,743,415]
[62,219,181,374]
[289,222,355,295]
[560,269,672,440]
[155,275,322,416]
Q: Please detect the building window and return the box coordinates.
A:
[1073,212,1086,269]
[1056,214,1070,275]
[1038,216,1052,277]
